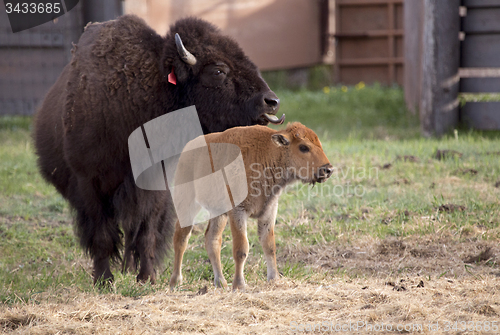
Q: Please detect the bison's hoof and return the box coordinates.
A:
[93,268,114,289]
[137,271,156,285]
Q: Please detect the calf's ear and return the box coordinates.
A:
[271,134,290,147]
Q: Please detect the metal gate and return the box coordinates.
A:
[334,0,404,85]
[0,0,122,116]
[0,2,83,116]
[460,0,500,130]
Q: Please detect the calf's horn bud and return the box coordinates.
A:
[175,33,197,65]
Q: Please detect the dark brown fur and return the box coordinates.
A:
[33,15,280,284]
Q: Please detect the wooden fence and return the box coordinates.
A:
[0,0,122,116]
[0,2,84,116]
[460,0,500,130]
[334,0,404,85]
[405,0,500,135]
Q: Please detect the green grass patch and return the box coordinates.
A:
[270,85,420,140]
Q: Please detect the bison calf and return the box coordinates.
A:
[169,122,332,290]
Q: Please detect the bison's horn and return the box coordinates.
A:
[175,33,197,65]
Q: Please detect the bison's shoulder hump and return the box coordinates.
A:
[85,15,161,58]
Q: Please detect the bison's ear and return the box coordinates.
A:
[271,134,290,147]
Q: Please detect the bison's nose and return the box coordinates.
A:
[264,93,280,111]
[319,164,334,178]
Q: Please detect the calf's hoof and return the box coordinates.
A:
[267,273,279,282]
[232,277,246,291]
[169,273,182,289]
[214,277,228,289]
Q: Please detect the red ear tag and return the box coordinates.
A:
[168,66,177,85]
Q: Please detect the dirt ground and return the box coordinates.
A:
[1,236,499,334]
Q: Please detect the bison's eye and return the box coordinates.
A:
[299,145,310,153]
[201,63,230,87]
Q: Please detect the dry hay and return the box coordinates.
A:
[1,275,500,334]
[2,236,499,334]
[280,234,499,279]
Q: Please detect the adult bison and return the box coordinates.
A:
[34,15,283,285]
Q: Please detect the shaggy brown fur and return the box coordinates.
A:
[169,123,333,290]
[33,15,281,285]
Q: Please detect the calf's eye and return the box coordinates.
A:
[299,145,309,153]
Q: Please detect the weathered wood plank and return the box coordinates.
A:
[463,0,500,8]
[337,0,402,5]
[460,78,500,93]
[462,8,500,33]
[420,0,461,136]
[338,57,404,65]
[404,0,424,114]
[461,102,500,130]
[461,35,500,67]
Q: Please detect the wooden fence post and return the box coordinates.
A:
[83,0,123,24]
[405,0,461,136]
[404,0,424,114]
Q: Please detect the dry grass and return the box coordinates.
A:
[1,274,499,334]
[2,109,500,334]
[2,233,500,334]
[280,234,500,279]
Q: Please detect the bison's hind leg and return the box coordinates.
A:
[122,231,139,274]
[117,186,175,285]
[135,220,158,284]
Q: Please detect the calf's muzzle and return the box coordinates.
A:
[316,163,334,183]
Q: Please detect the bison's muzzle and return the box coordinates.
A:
[257,92,284,125]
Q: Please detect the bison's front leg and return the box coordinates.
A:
[257,198,279,282]
[205,214,229,288]
[75,178,120,287]
[169,220,194,289]
[229,210,249,290]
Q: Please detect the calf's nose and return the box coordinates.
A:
[319,164,334,178]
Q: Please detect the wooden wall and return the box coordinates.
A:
[460,0,500,130]
[405,0,500,134]
[334,0,404,86]
[124,0,330,71]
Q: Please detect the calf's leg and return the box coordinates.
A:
[169,220,194,288]
[229,211,249,290]
[257,199,279,281]
[205,214,228,288]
